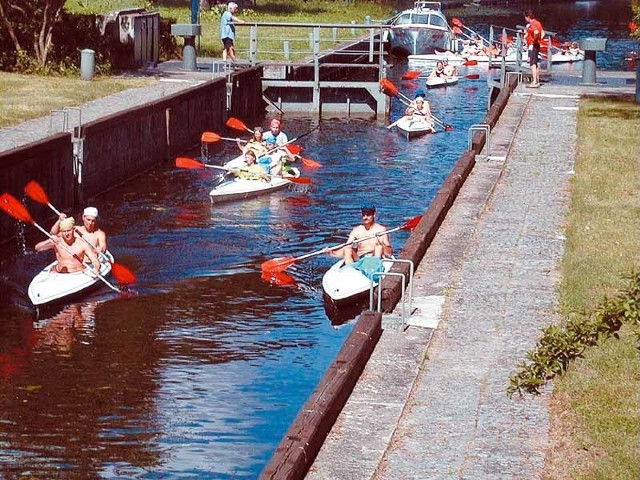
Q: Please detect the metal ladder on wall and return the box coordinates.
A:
[368,258,415,329]
[49,107,84,185]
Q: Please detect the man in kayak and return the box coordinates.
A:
[263,118,288,146]
[343,204,392,265]
[51,207,108,255]
[36,217,101,274]
[442,58,458,77]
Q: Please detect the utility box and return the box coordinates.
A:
[98,9,160,69]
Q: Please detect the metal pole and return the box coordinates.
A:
[250,25,257,65]
[283,40,290,61]
[313,27,320,113]
[369,28,374,63]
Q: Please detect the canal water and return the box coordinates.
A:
[0,1,635,478]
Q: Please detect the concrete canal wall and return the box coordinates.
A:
[261,74,519,480]
[0,68,264,243]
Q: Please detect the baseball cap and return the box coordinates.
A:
[361,204,376,214]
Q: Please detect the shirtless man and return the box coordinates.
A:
[343,205,392,265]
[51,206,107,255]
[36,217,101,274]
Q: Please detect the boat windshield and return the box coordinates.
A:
[395,14,412,25]
[429,14,448,28]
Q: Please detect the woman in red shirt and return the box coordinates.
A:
[524,10,543,88]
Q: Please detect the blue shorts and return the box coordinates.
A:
[528,44,540,66]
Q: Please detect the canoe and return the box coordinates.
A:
[209,175,297,203]
[426,74,459,88]
[322,256,394,306]
[393,117,435,139]
[28,251,114,306]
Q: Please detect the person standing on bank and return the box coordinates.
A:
[343,205,392,265]
[524,10,543,88]
[220,2,245,63]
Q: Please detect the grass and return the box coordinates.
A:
[544,97,640,479]
[65,0,396,60]
[0,73,154,127]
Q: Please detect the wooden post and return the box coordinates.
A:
[250,25,257,65]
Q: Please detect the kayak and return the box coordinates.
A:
[322,256,394,305]
[549,50,584,63]
[28,251,114,306]
[209,174,299,203]
[393,117,436,139]
[426,75,459,89]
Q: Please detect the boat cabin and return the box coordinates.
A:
[390,2,448,29]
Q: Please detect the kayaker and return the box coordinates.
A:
[233,150,269,181]
[428,60,445,80]
[238,126,268,158]
[442,58,458,77]
[387,96,434,130]
[342,204,392,265]
[50,207,107,255]
[263,118,288,146]
[36,217,101,275]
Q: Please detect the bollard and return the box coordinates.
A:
[80,49,95,81]
[579,37,608,85]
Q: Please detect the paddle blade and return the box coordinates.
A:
[463,59,478,66]
[302,157,322,168]
[402,70,421,80]
[24,180,50,206]
[261,270,298,287]
[261,256,296,274]
[226,117,251,132]
[451,17,463,27]
[452,26,463,35]
[444,124,454,132]
[379,78,399,97]
[288,177,311,185]
[402,214,423,231]
[111,262,137,285]
[0,193,35,224]
[465,73,480,80]
[287,144,302,155]
[201,131,221,143]
[175,157,205,170]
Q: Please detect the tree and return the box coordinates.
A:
[0,0,67,67]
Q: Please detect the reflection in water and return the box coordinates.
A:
[0,3,632,477]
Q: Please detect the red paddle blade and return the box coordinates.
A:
[261,256,296,274]
[465,73,480,80]
[175,157,205,170]
[463,60,478,66]
[287,144,302,155]
[444,124,454,132]
[402,70,421,80]
[0,193,35,224]
[261,270,298,287]
[226,117,250,132]
[111,262,137,285]
[402,214,423,231]
[288,177,311,185]
[452,26,463,35]
[379,78,399,97]
[24,180,50,205]
[302,157,322,168]
[201,131,221,143]
[451,17,463,27]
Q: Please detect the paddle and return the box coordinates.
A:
[419,73,480,80]
[23,180,137,286]
[0,193,123,293]
[201,131,245,143]
[402,70,422,80]
[261,214,423,274]
[282,144,322,168]
[451,17,491,46]
[175,157,312,185]
[380,79,454,131]
[226,117,253,133]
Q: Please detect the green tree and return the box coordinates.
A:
[0,0,67,67]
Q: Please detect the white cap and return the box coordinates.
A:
[83,207,98,218]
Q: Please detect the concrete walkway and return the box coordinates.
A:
[307,73,636,479]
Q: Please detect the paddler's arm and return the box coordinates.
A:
[84,244,101,274]
[35,238,56,252]
[50,213,67,235]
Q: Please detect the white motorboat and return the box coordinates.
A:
[385,1,454,56]
[28,251,114,306]
[549,49,584,63]
[322,256,394,305]
[426,74,459,88]
[392,117,436,139]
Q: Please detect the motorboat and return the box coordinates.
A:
[385,2,454,56]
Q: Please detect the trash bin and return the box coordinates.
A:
[80,49,95,81]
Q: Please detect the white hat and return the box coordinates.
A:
[83,207,98,218]
[415,96,424,103]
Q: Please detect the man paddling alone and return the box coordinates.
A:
[36,217,101,274]
[343,204,392,265]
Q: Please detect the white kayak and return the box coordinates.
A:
[426,74,459,89]
[209,174,298,203]
[393,117,435,139]
[322,256,394,304]
[28,251,114,306]
[549,50,584,63]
